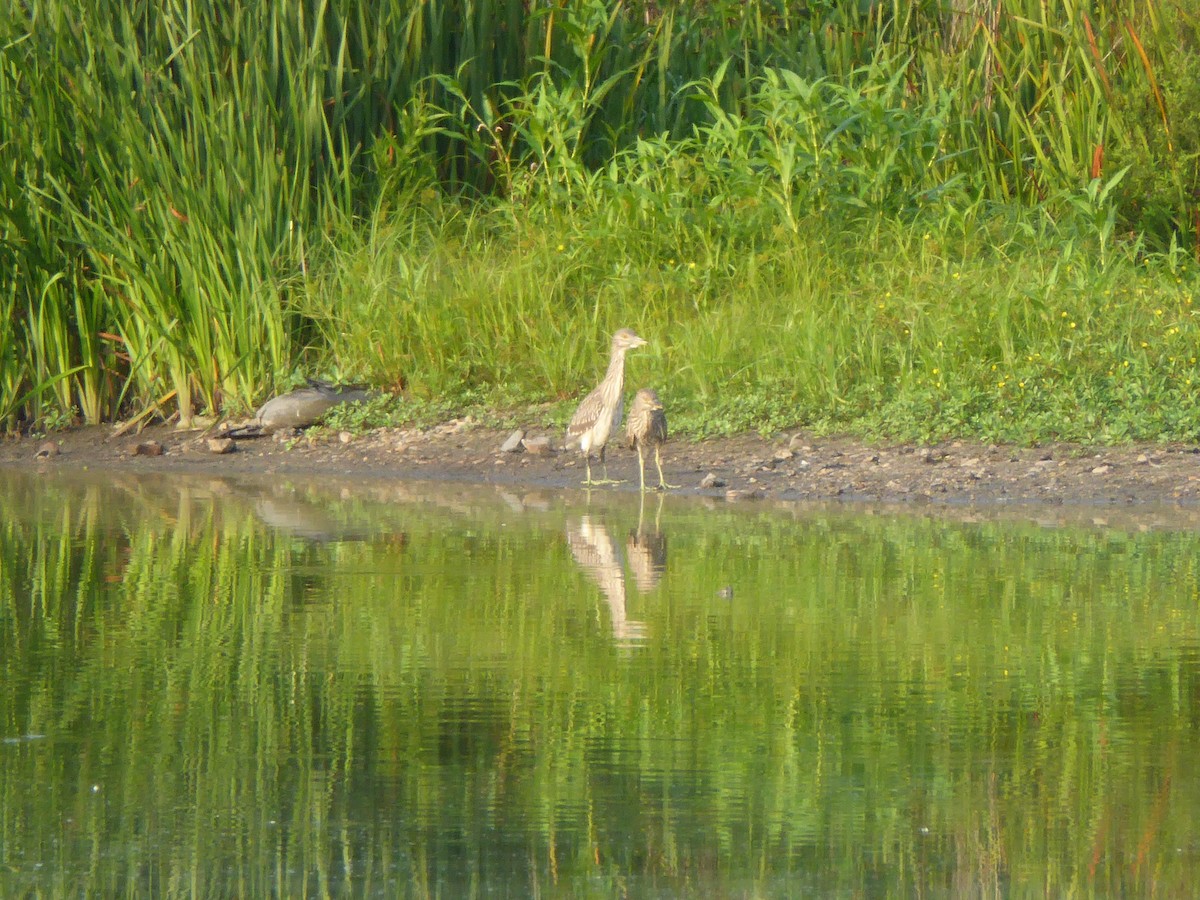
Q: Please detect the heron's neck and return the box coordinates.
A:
[605,348,627,387]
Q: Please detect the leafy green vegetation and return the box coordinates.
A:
[2,0,1199,443]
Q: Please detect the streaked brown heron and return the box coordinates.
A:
[625,387,678,491]
[565,328,647,485]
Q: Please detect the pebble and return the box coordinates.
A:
[34,441,59,459]
[1091,464,1111,475]
[499,430,525,453]
[699,473,725,489]
[206,437,236,455]
[338,431,353,444]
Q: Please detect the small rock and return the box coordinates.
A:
[716,586,734,599]
[773,448,794,461]
[436,418,473,435]
[699,473,725,489]
[1091,464,1111,475]
[206,437,236,455]
[919,448,946,464]
[961,457,981,467]
[34,441,59,459]
[338,431,353,444]
[522,435,553,455]
[499,430,525,453]
[132,440,163,457]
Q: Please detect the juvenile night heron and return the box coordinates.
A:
[625,388,678,491]
[565,328,648,485]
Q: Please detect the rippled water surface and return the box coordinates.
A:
[2,469,1199,896]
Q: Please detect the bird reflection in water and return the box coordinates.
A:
[565,515,648,645]
[626,492,667,594]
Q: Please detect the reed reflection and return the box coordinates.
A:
[565,515,647,645]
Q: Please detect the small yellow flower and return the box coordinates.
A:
[1141,341,1149,348]
[1018,381,1025,388]
[688,261,696,270]
[556,243,565,251]
[1061,311,1068,318]
[1155,308,1164,316]
[932,367,939,375]
[1123,360,1131,367]
[1070,322,1077,329]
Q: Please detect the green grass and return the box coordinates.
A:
[295,178,1200,445]
[3,0,1199,441]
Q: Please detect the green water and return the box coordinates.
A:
[1,469,1198,897]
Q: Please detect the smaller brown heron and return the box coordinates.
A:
[625,388,678,492]
[566,328,648,485]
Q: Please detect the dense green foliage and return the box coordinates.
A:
[2,0,1199,440]
[3,471,1200,894]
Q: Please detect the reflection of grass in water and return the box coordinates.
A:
[0,472,1198,895]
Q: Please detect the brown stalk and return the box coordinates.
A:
[1081,12,1111,97]
[1123,17,1171,152]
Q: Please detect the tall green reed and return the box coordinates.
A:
[1,0,1195,436]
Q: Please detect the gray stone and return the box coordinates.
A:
[522,435,553,455]
[256,381,373,431]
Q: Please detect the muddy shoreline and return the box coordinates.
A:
[5,421,1200,511]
